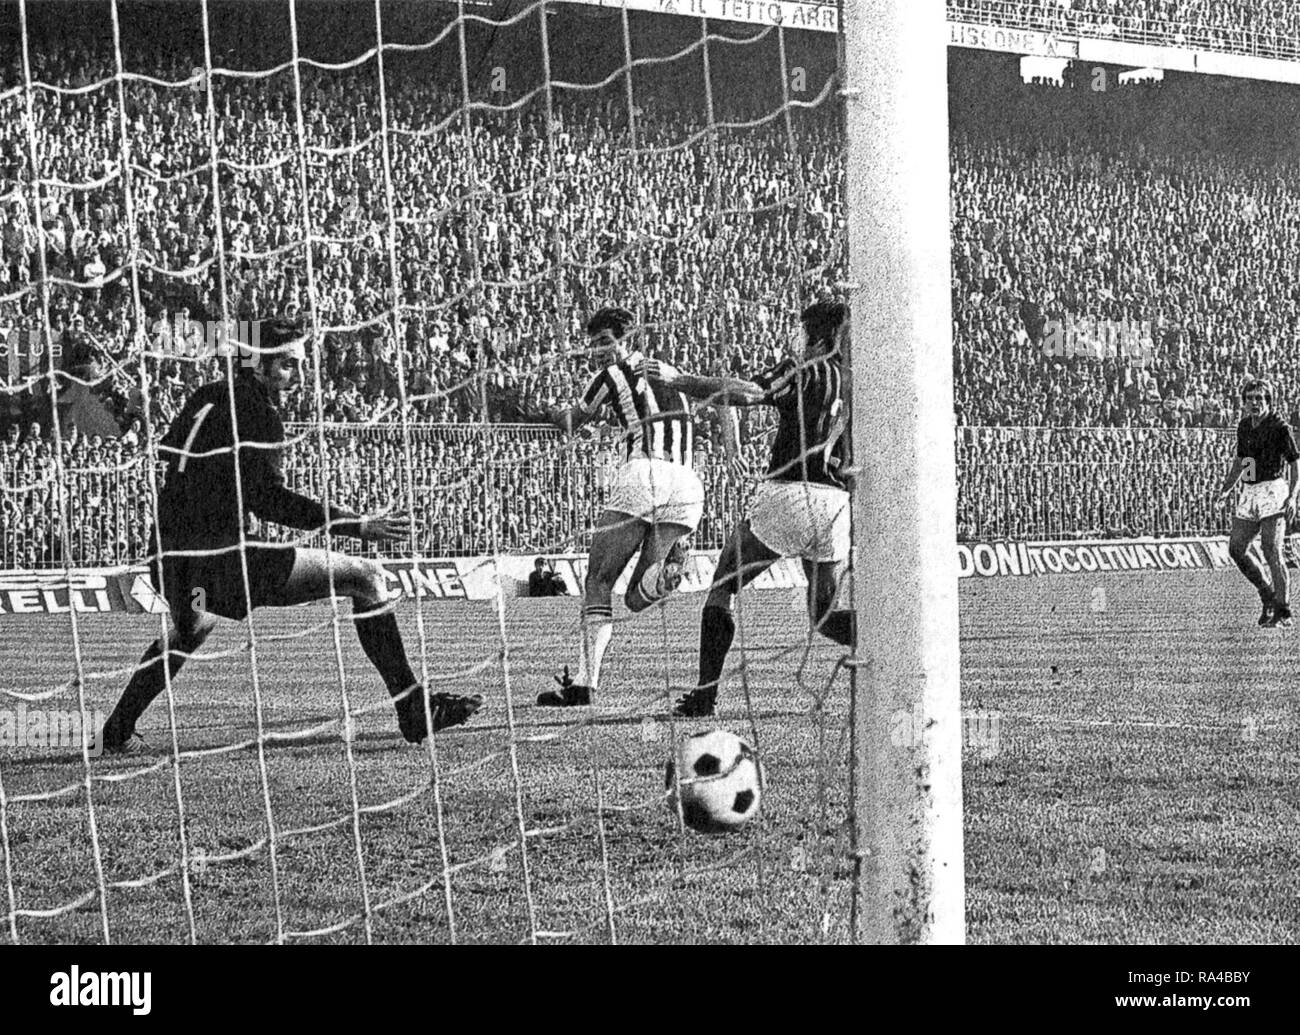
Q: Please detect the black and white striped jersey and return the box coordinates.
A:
[580,350,694,468]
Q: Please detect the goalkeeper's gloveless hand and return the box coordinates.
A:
[360,513,413,541]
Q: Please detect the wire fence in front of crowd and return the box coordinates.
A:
[0,424,1249,569]
[959,461,1231,540]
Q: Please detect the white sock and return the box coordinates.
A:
[575,614,614,689]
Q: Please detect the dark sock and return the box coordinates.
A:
[105,639,175,736]
[819,609,856,647]
[697,605,735,693]
[355,609,418,700]
[1235,555,1272,598]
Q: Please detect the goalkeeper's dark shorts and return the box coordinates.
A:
[150,540,298,623]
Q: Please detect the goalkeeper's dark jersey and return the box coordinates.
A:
[155,374,358,549]
[754,350,848,490]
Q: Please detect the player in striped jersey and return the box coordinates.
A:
[643,300,856,717]
[533,306,728,707]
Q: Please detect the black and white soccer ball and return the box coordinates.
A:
[665,729,762,834]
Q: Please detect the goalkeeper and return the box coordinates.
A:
[101,318,482,753]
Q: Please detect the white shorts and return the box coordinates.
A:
[605,457,704,532]
[748,480,851,563]
[1236,478,1289,523]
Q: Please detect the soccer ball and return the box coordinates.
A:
[665,729,762,834]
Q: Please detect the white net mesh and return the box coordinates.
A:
[0,0,854,944]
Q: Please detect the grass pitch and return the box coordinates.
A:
[1,570,1297,943]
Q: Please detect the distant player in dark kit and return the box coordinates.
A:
[100,318,482,753]
[643,300,856,717]
[1217,377,1300,628]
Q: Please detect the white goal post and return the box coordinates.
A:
[843,0,965,944]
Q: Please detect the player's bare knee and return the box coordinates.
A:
[349,561,392,613]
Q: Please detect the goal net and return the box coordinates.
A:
[0,0,857,944]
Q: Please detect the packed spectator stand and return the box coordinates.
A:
[950,0,1300,61]
[5,6,1300,568]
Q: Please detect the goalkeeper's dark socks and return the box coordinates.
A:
[104,636,194,744]
[354,609,418,701]
[819,609,856,647]
[101,705,141,749]
[697,605,735,694]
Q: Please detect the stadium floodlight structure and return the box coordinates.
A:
[843,0,965,943]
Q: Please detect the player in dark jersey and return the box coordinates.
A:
[1217,377,1300,627]
[100,318,482,753]
[643,300,855,717]
[528,306,736,707]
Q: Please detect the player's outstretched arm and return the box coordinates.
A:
[241,453,368,538]
[674,373,766,407]
[516,395,597,437]
[547,402,597,437]
[638,359,766,407]
[720,405,749,480]
[355,513,413,541]
[236,393,368,537]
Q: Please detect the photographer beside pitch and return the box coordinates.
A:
[527,557,569,597]
[1218,378,1300,627]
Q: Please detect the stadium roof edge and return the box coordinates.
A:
[527,0,842,34]
[950,20,1300,86]
[527,1,1300,83]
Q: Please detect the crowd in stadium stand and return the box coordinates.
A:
[5,24,1300,565]
[0,416,759,566]
[950,73,1300,434]
[950,0,1300,59]
[0,37,839,429]
[956,426,1234,540]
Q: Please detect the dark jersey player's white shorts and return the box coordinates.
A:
[749,480,851,563]
[1236,477,1289,523]
[605,457,704,531]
